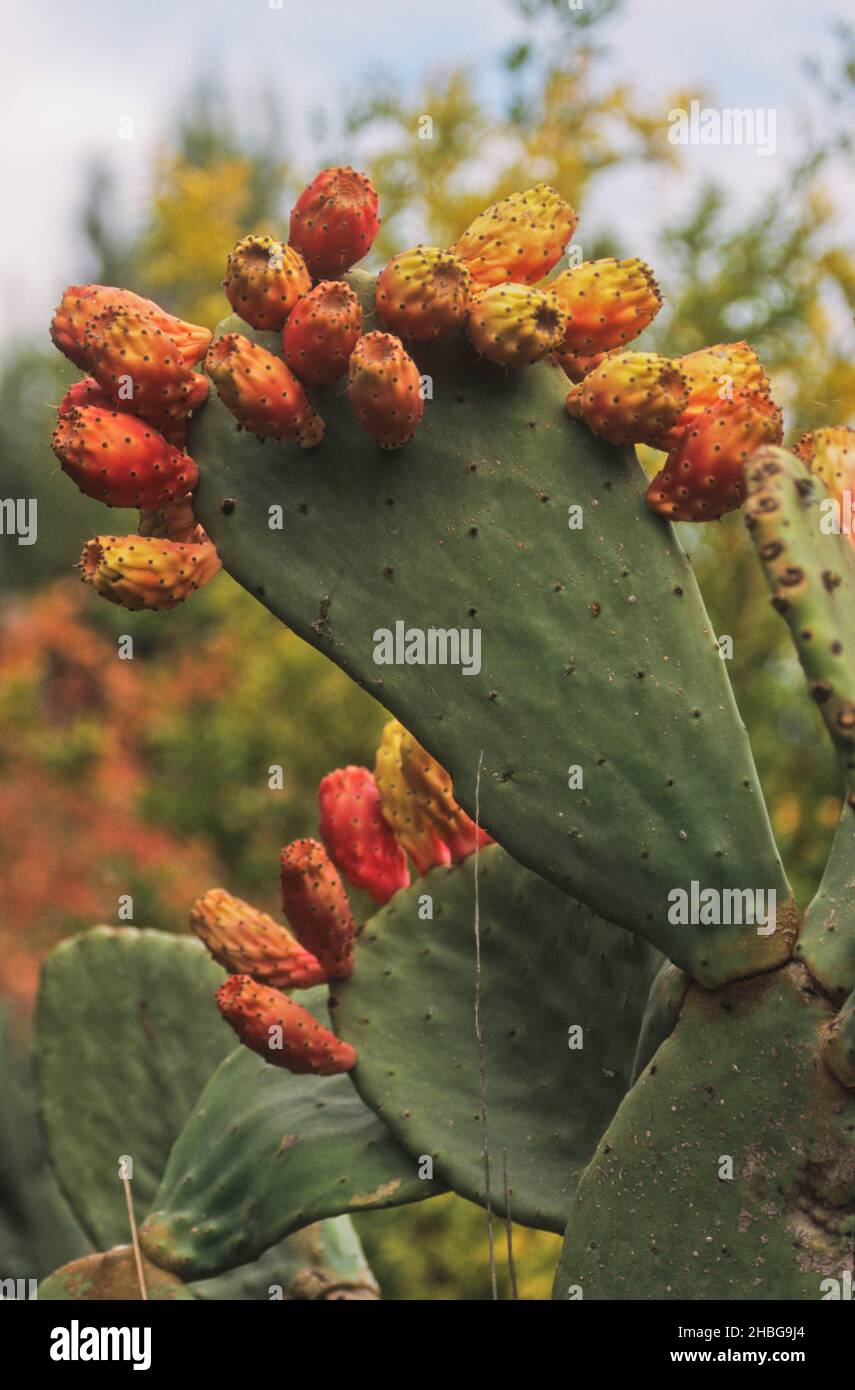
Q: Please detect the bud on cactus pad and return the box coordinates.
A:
[466,283,565,367]
[189,888,327,988]
[794,426,855,508]
[450,183,577,294]
[551,257,662,356]
[223,234,311,331]
[138,495,205,544]
[318,765,411,904]
[653,341,773,450]
[289,166,380,280]
[281,280,363,388]
[375,246,471,343]
[566,351,689,447]
[646,390,783,522]
[395,724,493,863]
[216,975,356,1075]
[373,719,452,875]
[82,305,195,433]
[280,838,357,979]
[51,284,211,369]
[79,533,221,611]
[347,332,424,448]
[204,332,324,447]
[51,405,199,508]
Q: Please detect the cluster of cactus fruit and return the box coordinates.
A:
[39,163,855,1301]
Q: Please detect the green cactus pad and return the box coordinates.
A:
[554,964,855,1299]
[189,1219,379,1300]
[139,1035,444,1279]
[38,1246,194,1300]
[190,275,793,987]
[629,959,691,1084]
[797,809,855,999]
[331,845,661,1232]
[826,986,855,1090]
[36,927,234,1249]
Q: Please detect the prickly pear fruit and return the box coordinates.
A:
[318,765,411,904]
[794,426,855,507]
[279,839,357,979]
[223,234,312,331]
[281,280,363,388]
[466,283,565,367]
[646,390,783,522]
[51,284,211,369]
[375,246,470,343]
[347,332,424,448]
[82,305,195,433]
[386,720,492,864]
[138,496,205,544]
[58,376,114,415]
[79,533,221,611]
[216,975,356,1075]
[652,341,772,450]
[289,166,380,280]
[51,406,198,509]
[204,333,324,447]
[554,349,609,383]
[551,258,662,355]
[450,183,577,294]
[566,351,689,446]
[373,720,452,875]
[189,888,327,988]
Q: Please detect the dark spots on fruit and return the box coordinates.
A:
[221,497,237,514]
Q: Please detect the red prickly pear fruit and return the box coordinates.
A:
[51,405,199,508]
[318,765,411,904]
[79,533,221,611]
[646,390,783,523]
[282,280,363,388]
[289,166,380,280]
[82,305,196,432]
[551,258,662,356]
[216,975,356,1075]
[450,184,577,294]
[375,246,471,344]
[347,332,424,449]
[51,284,211,369]
[58,376,115,415]
[204,333,324,447]
[466,283,565,367]
[279,838,357,980]
[223,234,312,331]
[189,888,328,988]
[566,351,689,446]
[652,342,772,450]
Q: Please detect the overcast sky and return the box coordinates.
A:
[1,0,852,348]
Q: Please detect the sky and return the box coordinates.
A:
[1,0,852,347]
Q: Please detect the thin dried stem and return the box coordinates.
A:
[473,750,497,1299]
[123,1175,148,1301]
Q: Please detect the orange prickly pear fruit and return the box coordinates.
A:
[189,888,328,988]
[50,284,211,368]
[794,426,855,506]
[78,533,221,611]
[394,721,493,863]
[646,390,783,522]
[551,258,662,356]
[279,839,357,980]
[282,279,363,388]
[375,246,471,343]
[318,765,411,904]
[82,304,196,433]
[289,166,380,280]
[216,975,356,1075]
[566,351,689,446]
[347,332,424,448]
[553,349,610,383]
[652,341,772,450]
[51,405,198,508]
[373,720,452,876]
[450,183,577,294]
[466,283,565,367]
[57,376,114,414]
[204,332,324,447]
[223,234,312,331]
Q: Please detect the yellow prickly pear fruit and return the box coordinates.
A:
[551,257,662,356]
[79,534,221,611]
[566,351,689,446]
[451,184,577,294]
[466,283,565,367]
[375,246,471,343]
